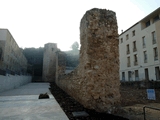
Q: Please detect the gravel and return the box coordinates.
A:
[49,82,128,120]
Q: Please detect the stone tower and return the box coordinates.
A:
[42,43,57,82]
[56,8,120,113]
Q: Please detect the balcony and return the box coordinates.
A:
[133,48,137,52]
[126,50,130,54]
[154,56,158,61]
[144,59,147,63]
[153,40,156,44]
[127,63,131,67]
[134,61,138,66]
[143,44,146,48]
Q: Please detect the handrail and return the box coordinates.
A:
[143,106,160,120]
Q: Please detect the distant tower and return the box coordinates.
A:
[42,43,57,82]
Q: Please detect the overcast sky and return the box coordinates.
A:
[0,0,160,51]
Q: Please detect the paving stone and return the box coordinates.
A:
[72,111,89,117]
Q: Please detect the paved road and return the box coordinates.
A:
[0,82,69,120]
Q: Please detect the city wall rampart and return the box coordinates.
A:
[56,8,121,113]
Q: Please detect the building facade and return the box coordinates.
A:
[119,7,160,81]
[0,29,27,75]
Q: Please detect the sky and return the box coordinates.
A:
[0,0,160,51]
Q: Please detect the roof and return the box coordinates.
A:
[119,7,160,36]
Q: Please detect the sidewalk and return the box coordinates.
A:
[0,83,69,120]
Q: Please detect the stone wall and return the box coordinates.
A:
[42,43,57,82]
[0,75,32,92]
[56,8,120,113]
[56,51,66,83]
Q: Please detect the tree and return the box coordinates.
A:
[71,41,79,50]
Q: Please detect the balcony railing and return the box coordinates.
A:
[143,44,146,48]
[126,50,130,54]
[127,63,131,67]
[133,48,137,52]
[134,61,138,66]
[144,59,147,63]
[153,40,156,44]
[154,56,158,61]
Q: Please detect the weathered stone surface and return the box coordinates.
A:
[42,43,57,82]
[55,51,66,83]
[56,8,120,113]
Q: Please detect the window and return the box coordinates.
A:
[133,41,137,52]
[134,54,138,65]
[145,68,149,80]
[132,30,135,36]
[0,48,2,60]
[154,47,158,61]
[120,38,123,43]
[126,34,129,40]
[7,55,9,61]
[142,36,146,48]
[135,70,139,81]
[152,31,156,44]
[144,51,147,63]
[146,20,150,27]
[52,48,54,51]
[128,71,132,81]
[155,67,160,80]
[122,72,125,81]
[153,15,159,23]
[127,57,130,67]
[126,44,130,54]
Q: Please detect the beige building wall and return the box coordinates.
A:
[42,43,57,82]
[0,29,27,75]
[119,7,160,81]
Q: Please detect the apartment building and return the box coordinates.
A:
[119,7,160,81]
[0,29,27,75]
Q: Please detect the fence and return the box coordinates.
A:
[143,106,160,120]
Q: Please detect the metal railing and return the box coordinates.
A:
[134,61,138,66]
[143,106,160,120]
[127,63,130,67]
[133,48,137,52]
[153,40,156,44]
[154,56,158,61]
[143,44,146,48]
[144,59,147,63]
[126,50,130,54]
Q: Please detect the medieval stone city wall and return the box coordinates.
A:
[55,51,66,83]
[42,43,57,82]
[56,8,120,113]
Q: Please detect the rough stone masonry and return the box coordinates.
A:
[56,8,120,113]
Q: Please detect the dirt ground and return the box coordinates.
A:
[50,82,160,120]
[120,86,160,120]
